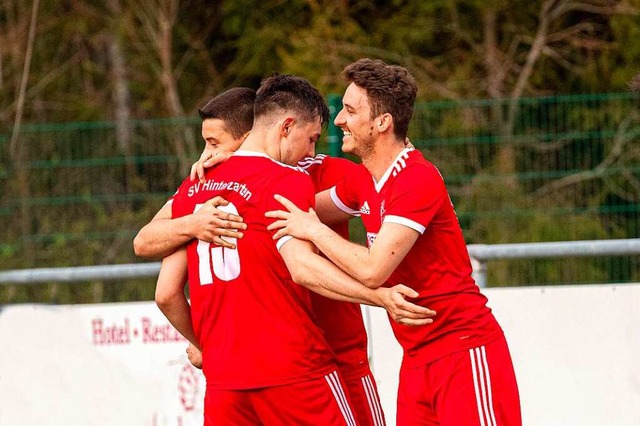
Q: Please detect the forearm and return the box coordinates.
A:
[285,242,380,305]
[154,248,198,347]
[134,216,195,259]
[307,224,381,288]
[158,296,199,349]
[281,238,435,326]
[300,270,377,305]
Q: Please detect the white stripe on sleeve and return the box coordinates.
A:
[383,215,426,234]
[329,187,361,216]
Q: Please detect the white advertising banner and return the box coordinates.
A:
[0,302,204,426]
[1,283,640,425]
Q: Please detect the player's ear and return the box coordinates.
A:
[377,113,392,133]
[281,117,295,137]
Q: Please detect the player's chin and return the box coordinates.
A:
[341,139,356,154]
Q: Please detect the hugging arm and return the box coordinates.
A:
[279,237,434,326]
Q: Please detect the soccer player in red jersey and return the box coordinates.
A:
[188,152,388,426]
[135,89,426,426]
[135,87,414,425]
[139,75,433,425]
[134,87,256,353]
[133,88,252,261]
[298,154,386,426]
[266,59,522,426]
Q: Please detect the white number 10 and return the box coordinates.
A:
[194,202,241,285]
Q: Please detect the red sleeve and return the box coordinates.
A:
[170,175,195,219]
[385,163,447,233]
[332,164,367,216]
[315,156,359,192]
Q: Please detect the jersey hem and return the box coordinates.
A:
[400,329,504,369]
[337,360,373,382]
[204,364,338,390]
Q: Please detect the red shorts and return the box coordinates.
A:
[204,370,357,425]
[344,369,386,426]
[396,335,521,426]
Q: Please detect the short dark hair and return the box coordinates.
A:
[254,74,330,127]
[198,87,256,139]
[342,58,417,140]
[629,73,640,93]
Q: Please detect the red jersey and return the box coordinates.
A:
[297,154,370,380]
[331,148,502,367]
[172,151,336,389]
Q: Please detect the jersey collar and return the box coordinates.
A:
[373,147,413,192]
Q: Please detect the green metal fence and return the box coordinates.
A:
[1,92,639,299]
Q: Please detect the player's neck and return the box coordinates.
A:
[362,140,406,182]
[238,129,272,158]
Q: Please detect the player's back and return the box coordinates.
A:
[172,151,336,390]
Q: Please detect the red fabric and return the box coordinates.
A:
[299,154,370,380]
[204,370,358,426]
[333,148,503,366]
[396,335,521,426]
[344,369,387,426]
[172,151,335,390]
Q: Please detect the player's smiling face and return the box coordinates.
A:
[334,83,377,159]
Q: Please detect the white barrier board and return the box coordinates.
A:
[0,302,205,426]
[1,283,639,425]
[366,283,640,426]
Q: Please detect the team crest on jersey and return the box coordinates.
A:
[360,201,371,215]
[380,200,386,221]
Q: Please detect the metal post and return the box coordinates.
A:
[326,93,343,157]
[469,256,487,288]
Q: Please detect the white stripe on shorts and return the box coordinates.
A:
[325,371,357,426]
[470,346,498,426]
[361,374,385,425]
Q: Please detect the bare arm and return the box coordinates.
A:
[154,248,199,349]
[314,189,354,226]
[133,196,247,259]
[279,237,434,325]
[267,194,419,288]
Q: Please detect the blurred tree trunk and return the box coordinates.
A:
[9,0,39,275]
[461,0,629,193]
[107,0,133,153]
[106,0,136,194]
[130,0,196,172]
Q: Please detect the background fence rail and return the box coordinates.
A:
[2,92,640,302]
[2,239,639,290]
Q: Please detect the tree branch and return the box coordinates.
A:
[535,112,639,196]
[9,0,40,158]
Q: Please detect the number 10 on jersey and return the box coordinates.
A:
[194,202,241,284]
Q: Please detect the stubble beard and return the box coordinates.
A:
[350,128,376,161]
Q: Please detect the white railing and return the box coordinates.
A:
[467,238,640,287]
[1,238,639,287]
